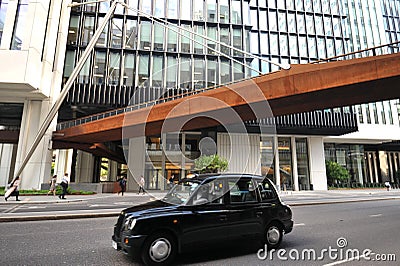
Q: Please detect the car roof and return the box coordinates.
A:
[182,173,265,183]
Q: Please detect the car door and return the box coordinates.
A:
[179,179,230,248]
[254,178,281,236]
[224,177,263,240]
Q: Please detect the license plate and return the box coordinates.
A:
[112,240,118,250]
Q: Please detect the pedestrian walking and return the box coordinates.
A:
[384,181,391,191]
[138,175,145,195]
[118,176,127,196]
[59,173,69,199]
[47,175,57,196]
[5,176,21,201]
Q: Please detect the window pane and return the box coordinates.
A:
[167,0,178,19]
[180,24,191,53]
[219,0,229,23]
[181,0,191,20]
[324,16,332,36]
[194,58,205,89]
[317,37,326,58]
[207,0,216,22]
[141,0,152,15]
[126,19,137,49]
[220,27,230,55]
[233,28,242,56]
[220,59,230,84]
[278,12,287,32]
[11,0,29,50]
[180,57,192,89]
[232,0,242,24]
[94,51,106,85]
[270,34,278,55]
[153,23,165,51]
[308,37,317,58]
[67,16,80,45]
[315,15,323,35]
[259,10,267,30]
[207,26,217,54]
[207,58,218,87]
[108,52,120,85]
[140,21,151,50]
[154,0,165,17]
[78,52,91,84]
[126,0,139,16]
[82,16,95,46]
[306,15,314,34]
[269,11,277,31]
[260,33,269,54]
[250,9,258,30]
[194,25,204,54]
[111,18,123,48]
[289,35,298,56]
[0,0,9,43]
[233,61,244,81]
[166,56,177,88]
[138,54,150,85]
[297,14,305,34]
[280,34,288,56]
[288,13,296,33]
[194,0,204,21]
[152,56,164,87]
[167,25,178,52]
[124,53,135,87]
[313,0,321,13]
[63,50,76,83]
[96,17,108,47]
[299,36,307,57]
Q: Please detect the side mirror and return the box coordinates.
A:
[193,198,209,205]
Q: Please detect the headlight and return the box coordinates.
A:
[125,218,136,230]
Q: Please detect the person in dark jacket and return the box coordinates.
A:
[59,173,69,199]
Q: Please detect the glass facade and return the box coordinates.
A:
[11,0,29,50]
[0,0,9,45]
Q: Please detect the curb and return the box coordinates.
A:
[286,196,400,206]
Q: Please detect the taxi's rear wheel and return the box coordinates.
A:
[265,222,283,249]
[141,232,177,266]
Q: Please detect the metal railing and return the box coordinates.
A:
[56,41,400,131]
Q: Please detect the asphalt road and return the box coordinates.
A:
[0,200,398,265]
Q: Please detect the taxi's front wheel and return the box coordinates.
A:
[141,232,177,266]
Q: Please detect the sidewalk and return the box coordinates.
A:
[0,189,399,222]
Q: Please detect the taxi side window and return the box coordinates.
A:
[228,178,257,203]
[258,179,277,201]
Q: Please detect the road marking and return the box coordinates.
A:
[294,223,305,226]
[323,254,368,266]
[369,214,382,217]
[27,206,46,209]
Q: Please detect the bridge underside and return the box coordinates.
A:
[52,53,400,162]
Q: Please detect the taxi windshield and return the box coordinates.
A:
[162,180,201,205]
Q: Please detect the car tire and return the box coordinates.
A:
[141,232,177,266]
[265,222,283,249]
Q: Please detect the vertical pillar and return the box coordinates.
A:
[372,153,379,183]
[367,153,374,183]
[181,133,186,178]
[15,100,54,189]
[0,144,16,186]
[388,153,394,182]
[274,136,280,191]
[75,151,94,183]
[108,160,119,182]
[291,137,299,191]
[127,137,146,192]
[53,149,73,183]
[355,145,364,185]
[308,137,328,190]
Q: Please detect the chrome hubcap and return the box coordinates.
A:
[267,226,280,245]
[149,238,171,262]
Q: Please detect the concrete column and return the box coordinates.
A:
[274,136,280,191]
[15,100,54,189]
[372,152,379,183]
[127,137,146,192]
[355,145,364,185]
[53,149,73,183]
[107,160,119,182]
[75,151,94,183]
[217,133,260,175]
[291,137,299,191]
[0,144,16,186]
[379,151,389,182]
[308,137,327,190]
[388,153,394,182]
[367,153,374,183]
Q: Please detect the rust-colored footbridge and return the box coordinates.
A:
[51,52,400,161]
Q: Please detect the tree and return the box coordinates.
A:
[194,155,228,173]
[325,161,350,186]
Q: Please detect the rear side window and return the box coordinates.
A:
[228,178,257,203]
[257,179,277,202]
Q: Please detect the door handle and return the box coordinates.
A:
[256,211,263,217]
[219,214,227,221]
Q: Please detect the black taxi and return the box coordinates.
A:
[112,174,293,265]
